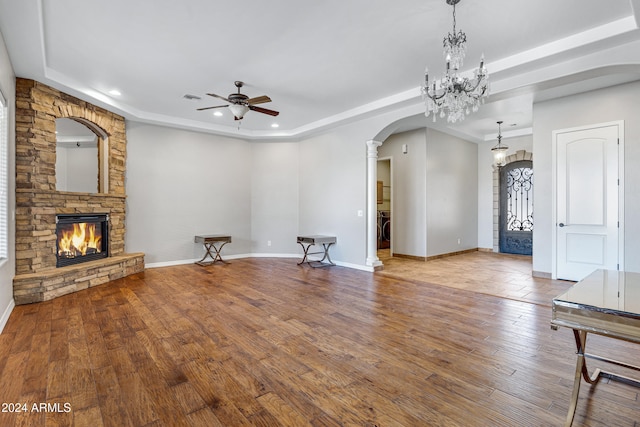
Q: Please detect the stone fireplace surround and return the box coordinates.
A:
[13,78,144,305]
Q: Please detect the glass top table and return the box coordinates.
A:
[551,269,640,426]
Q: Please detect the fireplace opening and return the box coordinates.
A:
[56,214,109,267]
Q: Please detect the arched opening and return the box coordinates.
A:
[492,150,533,254]
[365,112,430,268]
[499,159,533,255]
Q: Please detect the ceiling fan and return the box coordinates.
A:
[197,81,279,120]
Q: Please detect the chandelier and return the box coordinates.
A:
[422,0,489,123]
[491,121,509,166]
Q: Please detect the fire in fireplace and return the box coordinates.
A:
[56,214,109,267]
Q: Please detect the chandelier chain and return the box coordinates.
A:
[452,2,456,35]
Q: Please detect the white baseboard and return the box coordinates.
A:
[145,258,200,268]
[145,253,298,269]
[532,270,552,279]
[145,253,374,272]
[0,298,15,334]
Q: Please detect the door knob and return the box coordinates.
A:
[559,223,565,227]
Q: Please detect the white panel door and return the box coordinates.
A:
[556,124,620,281]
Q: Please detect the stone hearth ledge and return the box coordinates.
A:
[13,253,145,305]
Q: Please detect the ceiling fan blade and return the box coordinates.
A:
[246,95,272,105]
[206,93,230,102]
[196,105,228,111]
[249,105,279,116]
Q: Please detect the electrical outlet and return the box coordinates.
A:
[267,240,271,247]
[457,238,461,245]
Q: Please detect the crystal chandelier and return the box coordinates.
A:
[422,0,489,123]
[491,120,509,166]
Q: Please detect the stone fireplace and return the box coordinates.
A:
[13,79,144,305]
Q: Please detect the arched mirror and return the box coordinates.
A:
[56,118,108,193]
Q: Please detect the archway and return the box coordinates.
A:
[492,150,533,253]
[499,159,533,255]
[365,113,429,268]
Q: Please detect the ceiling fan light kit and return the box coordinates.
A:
[228,104,250,120]
[422,0,489,123]
[197,81,279,122]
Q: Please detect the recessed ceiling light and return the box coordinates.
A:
[108,89,121,96]
[213,111,223,117]
[271,123,279,128]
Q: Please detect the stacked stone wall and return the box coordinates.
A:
[13,79,144,304]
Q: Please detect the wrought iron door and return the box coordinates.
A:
[499,160,533,255]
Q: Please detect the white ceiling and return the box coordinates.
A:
[1,0,640,142]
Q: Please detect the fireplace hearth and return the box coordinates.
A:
[56,213,109,267]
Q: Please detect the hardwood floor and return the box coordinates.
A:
[377,250,573,307]
[0,256,638,426]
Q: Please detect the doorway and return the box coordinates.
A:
[499,160,533,255]
[377,158,392,253]
[553,121,624,281]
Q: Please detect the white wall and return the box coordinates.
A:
[125,122,253,265]
[379,129,427,257]
[124,99,482,270]
[477,135,533,249]
[297,127,368,267]
[377,128,478,259]
[533,80,640,275]
[250,142,300,254]
[124,103,429,269]
[124,101,430,270]
[0,31,15,332]
[125,123,305,265]
[426,128,478,257]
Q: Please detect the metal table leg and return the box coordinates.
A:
[564,329,640,426]
[196,241,230,266]
[297,241,336,268]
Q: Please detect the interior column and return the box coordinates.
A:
[366,139,383,269]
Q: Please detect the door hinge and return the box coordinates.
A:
[617,263,620,270]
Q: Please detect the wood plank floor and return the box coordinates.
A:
[377,250,573,307]
[0,256,638,426]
